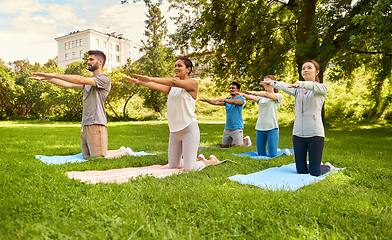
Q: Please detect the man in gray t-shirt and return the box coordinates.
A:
[82,74,111,127]
[29,50,132,159]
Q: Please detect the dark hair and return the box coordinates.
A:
[264,75,279,93]
[88,50,106,67]
[303,60,320,82]
[177,58,193,76]
[230,82,241,90]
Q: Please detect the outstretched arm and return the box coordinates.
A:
[223,97,243,105]
[260,81,296,96]
[31,72,97,88]
[134,74,197,91]
[290,81,328,96]
[234,91,259,102]
[199,98,225,106]
[28,75,83,90]
[242,90,278,101]
[124,76,171,94]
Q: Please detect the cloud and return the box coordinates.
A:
[0,30,57,64]
[97,1,180,45]
[47,4,87,27]
[0,0,43,14]
[0,0,182,65]
[99,2,148,44]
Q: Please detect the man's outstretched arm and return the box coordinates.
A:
[28,75,84,90]
[199,99,225,106]
[31,72,97,88]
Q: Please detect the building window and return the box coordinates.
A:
[76,39,79,47]
[110,43,112,49]
[116,44,120,51]
[68,42,71,49]
[65,43,68,50]
[116,55,120,62]
[65,53,68,61]
[72,41,75,48]
[96,39,99,46]
[72,52,75,59]
[80,50,83,58]
[103,41,106,48]
[128,51,131,58]
[128,44,131,48]
[80,38,83,46]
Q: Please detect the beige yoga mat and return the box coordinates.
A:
[67,164,184,184]
[67,159,237,184]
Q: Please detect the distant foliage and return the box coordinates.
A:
[0,56,391,122]
[168,0,392,118]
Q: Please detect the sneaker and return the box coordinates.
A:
[198,154,206,160]
[125,147,136,156]
[244,136,252,147]
[119,146,126,152]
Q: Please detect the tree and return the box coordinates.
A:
[122,0,175,118]
[140,1,175,117]
[0,61,19,119]
[169,0,392,118]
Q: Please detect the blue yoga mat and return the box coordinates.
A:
[232,149,294,160]
[35,151,155,165]
[228,163,345,191]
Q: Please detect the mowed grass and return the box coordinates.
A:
[0,120,391,239]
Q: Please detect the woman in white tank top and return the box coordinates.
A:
[124,58,219,171]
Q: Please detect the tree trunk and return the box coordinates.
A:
[106,100,120,119]
[296,0,318,77]
[123,93,136,118]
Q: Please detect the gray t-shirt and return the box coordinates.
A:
[81,74,111,127]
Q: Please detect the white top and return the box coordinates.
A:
[167,87,197,132]
[255,93,283,131]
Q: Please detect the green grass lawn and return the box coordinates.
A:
[0,120,391,239]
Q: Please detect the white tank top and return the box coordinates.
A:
[167,87,197,132]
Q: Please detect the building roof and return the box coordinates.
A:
[54,28,140,46]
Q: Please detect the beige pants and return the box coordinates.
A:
[80,124,108,160]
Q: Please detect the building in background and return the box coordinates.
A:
[55,29,143,71]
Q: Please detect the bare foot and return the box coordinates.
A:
[325,162,335,170]
[208,155,221,165]
[197,154,206,162]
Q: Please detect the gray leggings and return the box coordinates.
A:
[168,121,205,171]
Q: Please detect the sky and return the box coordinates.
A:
[0,0,179,65]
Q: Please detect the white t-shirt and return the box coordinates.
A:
[255,93,283,131]
[167,87,197,132]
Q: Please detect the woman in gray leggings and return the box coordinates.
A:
[124,58,219,171]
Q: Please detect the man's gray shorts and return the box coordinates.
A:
[222,129,243,146]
